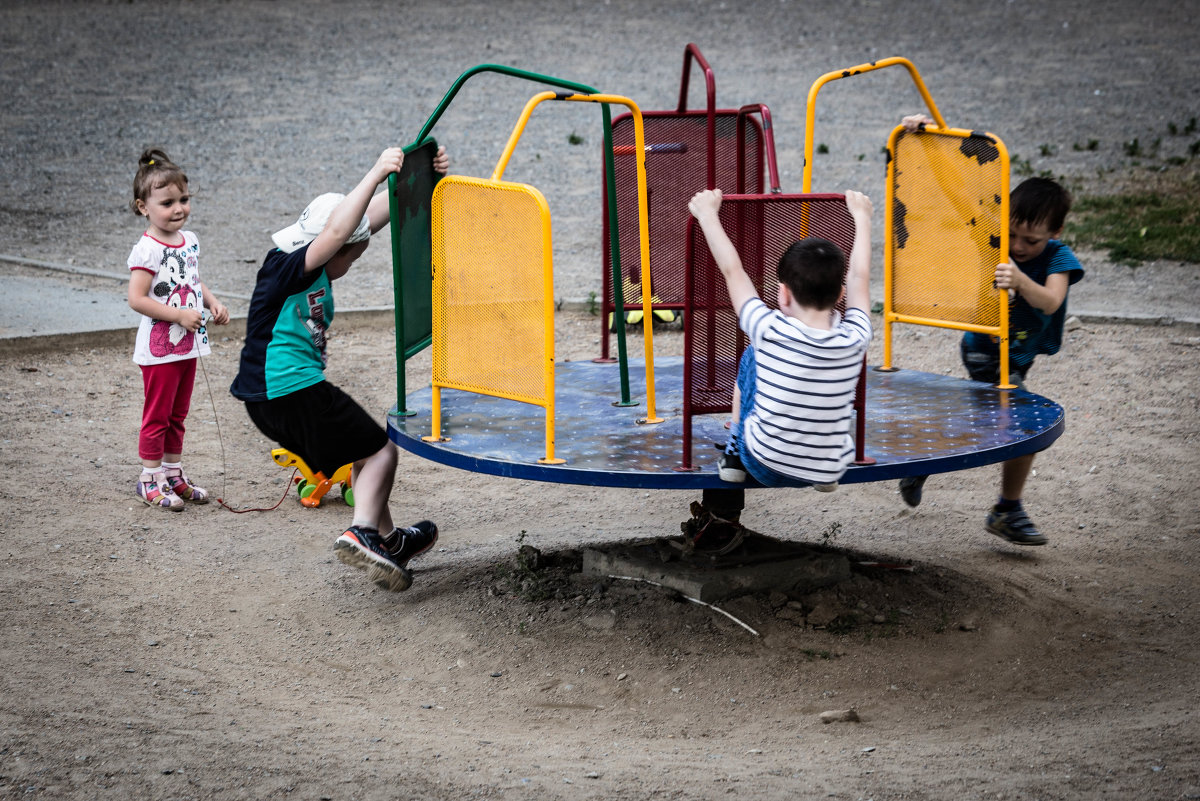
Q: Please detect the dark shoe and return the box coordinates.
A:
[387,520,439,566]
[985,505,1047,546]
[899,475,927,507]
[681,501,745,555]
[334,525,413,591]
[718,452,747,483]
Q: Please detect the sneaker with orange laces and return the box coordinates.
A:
[334,525,413,592]
[137,470,184,511]
[164,466,209,503]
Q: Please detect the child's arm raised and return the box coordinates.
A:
[364,145,451,234]
[306,147,405,272]
[688,189,759,314]
[842,189,874,314]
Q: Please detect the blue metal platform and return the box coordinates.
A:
[387,358,1064,490]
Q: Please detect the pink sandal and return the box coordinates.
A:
[138,471,184,511]
[164,466,209,503]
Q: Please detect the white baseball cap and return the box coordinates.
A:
[271,192,370,254]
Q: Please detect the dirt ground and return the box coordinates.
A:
[3,2,1200,800]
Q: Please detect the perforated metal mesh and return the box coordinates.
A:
[602,112,764,316]
[887,129,1007,328]
[431,175,552,406]
[684,194,857,416]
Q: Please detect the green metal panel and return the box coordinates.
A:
[390,64,632,417]
[389,138,440,363]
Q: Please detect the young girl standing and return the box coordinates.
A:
[127,148,229,510]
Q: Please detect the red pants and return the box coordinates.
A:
[139,358,197,461]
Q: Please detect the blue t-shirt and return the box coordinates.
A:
[230,245,333,402]
[963,239,1084,368]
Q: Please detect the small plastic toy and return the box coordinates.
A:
[270,448,354,508]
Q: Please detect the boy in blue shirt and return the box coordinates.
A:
[896,115,1085,545]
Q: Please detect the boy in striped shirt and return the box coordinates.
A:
[684,188,874,551]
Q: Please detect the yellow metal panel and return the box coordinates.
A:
[425,91,660,464]
[888,128,1007,328]
[882,125,1013,386]
[431,175,553,408]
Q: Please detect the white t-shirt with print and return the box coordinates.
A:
[127,231,211,366]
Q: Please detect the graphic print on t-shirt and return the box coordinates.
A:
[149,282,199,357]
[304,286,328,367]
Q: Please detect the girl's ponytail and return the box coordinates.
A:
[131,147,188,214]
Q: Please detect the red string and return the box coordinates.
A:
[217,469,299,514]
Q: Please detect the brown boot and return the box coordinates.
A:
[680,501,746,555]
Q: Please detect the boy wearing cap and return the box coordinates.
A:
[231,146,449,591]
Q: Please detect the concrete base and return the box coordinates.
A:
[582,533,850,604]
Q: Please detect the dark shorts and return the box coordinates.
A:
[244,381,388,477]
[960,338,1030,389]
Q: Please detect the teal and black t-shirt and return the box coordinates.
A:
[230,244,334,402]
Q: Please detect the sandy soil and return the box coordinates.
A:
[2,2,1200,800]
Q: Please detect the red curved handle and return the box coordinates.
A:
[736,104,782,193]
[677,43,717,189]
[677,43,716,114]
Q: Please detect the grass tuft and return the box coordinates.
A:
[1066,166,1200,265]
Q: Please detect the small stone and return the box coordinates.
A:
[806,601,841,627]
[819,708,860,724]
[775,606,804,624]
[617,673,627,681]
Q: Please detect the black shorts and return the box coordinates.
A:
[244,381,389,477]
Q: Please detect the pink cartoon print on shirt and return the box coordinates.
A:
[149,282,198,357]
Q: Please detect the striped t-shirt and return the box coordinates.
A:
[739,297,872,484]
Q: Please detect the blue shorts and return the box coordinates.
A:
[729,347,812,489]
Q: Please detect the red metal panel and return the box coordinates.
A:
[600,111,765,357]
